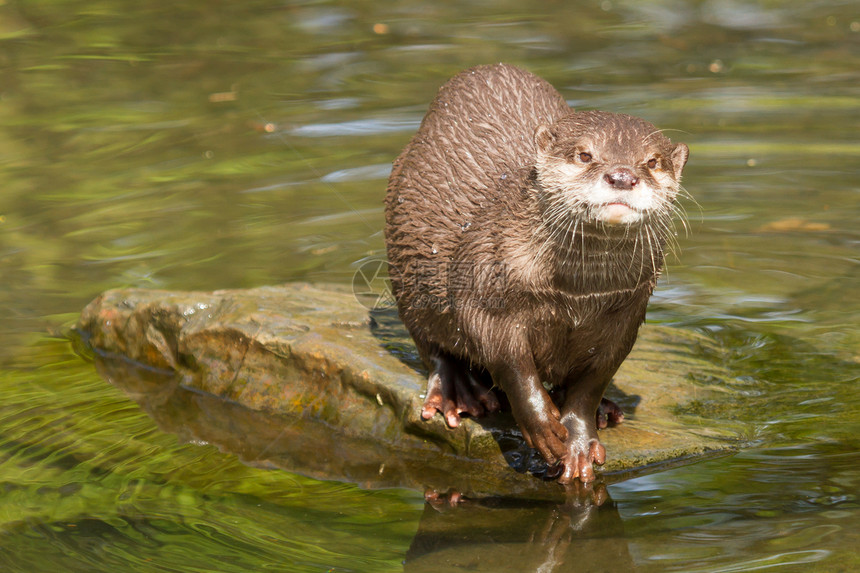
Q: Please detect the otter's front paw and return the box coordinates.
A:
[518,407,569,464]
[558,439,606,484]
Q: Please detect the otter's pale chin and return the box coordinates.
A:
[600,203,641,225]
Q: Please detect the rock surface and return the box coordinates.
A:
[76,283,742,500]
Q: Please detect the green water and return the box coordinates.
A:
[1,1,858,571]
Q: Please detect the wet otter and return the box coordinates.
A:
[384,64,689,484]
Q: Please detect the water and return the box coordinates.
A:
[1,1,858,571]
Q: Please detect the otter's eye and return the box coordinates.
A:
[579,152,592,163]
[647,158,658,169]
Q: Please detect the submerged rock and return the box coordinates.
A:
[75,283,741,500]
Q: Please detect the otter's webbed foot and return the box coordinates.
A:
[515,397,569,465]
[596,397,624,429]
[490,360,569,464]
[421,352,500,428]
[558,386,609,483]
[558,436,606,484]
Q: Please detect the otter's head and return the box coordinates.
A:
[534,111,689,228]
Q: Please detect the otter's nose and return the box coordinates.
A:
[604,168,639,190]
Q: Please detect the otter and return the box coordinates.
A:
[384,64,689,484]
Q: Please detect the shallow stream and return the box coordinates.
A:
[1,1,858,571]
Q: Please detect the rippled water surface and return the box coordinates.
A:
[1,1,858,571]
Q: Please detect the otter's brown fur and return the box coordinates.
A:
[384,63,689,483]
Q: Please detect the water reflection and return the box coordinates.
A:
[405,493,633,573]
[91,323,860,573]
[96,347,638,572]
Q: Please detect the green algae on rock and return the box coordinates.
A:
[75,283,743,499]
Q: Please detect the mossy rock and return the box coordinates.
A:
[75,283,744,500]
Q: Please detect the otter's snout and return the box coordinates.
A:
[604,168,639,190]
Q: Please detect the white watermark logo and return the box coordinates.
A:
[352,258,396,310]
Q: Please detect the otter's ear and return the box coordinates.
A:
[534,124,555,155]
[671,143,689,179]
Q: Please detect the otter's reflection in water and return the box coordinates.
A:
[94,350,633,571]
[405,490,632,572]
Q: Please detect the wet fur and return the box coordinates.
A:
[384,64,689,482]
